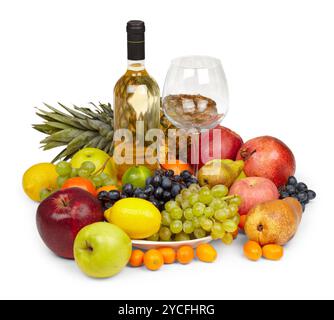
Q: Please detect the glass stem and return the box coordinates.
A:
[190,128,200,177]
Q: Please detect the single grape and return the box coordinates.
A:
[211,185,229,198]
[209,198,225,211]
[183,208,194,220]
[189,193,200,206]
[57,175,68,188]
[165,200,179,212]
[211,223,225,238]
[287,176,298,186]
[170,220,183,234]
[99,173,109,183]
[204,207,214,218]
[307,190,316,200]
[109,190,120,201]
[40,189,52,201]
[159,227,172,241]
[161,177,172,190]
[199,188,213,204]
[171,184,182,197]
[214,208,230,222]
[56,161,72,177]
[161,211,172,226]
[229,196,242,206]
[170,207,183,220]
[80,161,96,174]
[222,233,233,245]
[188,183,200,193]
[174,232,190,241]
[183,220,194,234]
[152,175,162,187]
[154,186,164,200]
[194,228,206,239]
[181,200,191,210]
[77,168,89,178]
[147,233,159,241]
[222,220,238,233]
[103,177,116,186]
[193,202,206,217]
[200,217,213,232]
[91,175,103,187]
[175,194,183,204]
[228,204,239,216]
[180,170,192,180]
[70,168,79,178]
[122,183,134,196]
[181,189,192,199]
[231,215,240,225]
[192,217,201,229]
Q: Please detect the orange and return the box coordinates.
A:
[176,246,194,264]
[129,249,145,267]
[144,249,164,271]
[158,247,176,264]
[243,241,262,261]
[238,215,247,230]
[161,160,193,176]
[62,177,96,196]
[262,244,284,261]
[196,244,217,263]
[96,185,119,194]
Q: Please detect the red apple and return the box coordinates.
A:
[236,136,296,187]
[188,125,243,168]
[36,188,104,259]
[229,177,279,215]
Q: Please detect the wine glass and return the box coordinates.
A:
[162,55,229,175]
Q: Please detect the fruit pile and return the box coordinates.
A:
[98,168,198,211]
[22,103,317,279]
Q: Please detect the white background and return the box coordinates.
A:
[0,0,333,300]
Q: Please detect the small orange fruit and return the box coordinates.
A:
[176,246,194,264]
[243,241,262,261]
[96,185,118,194]
[232,228,239,239]
[238,215,247,230]
[158,247,176,264]
[62,177,97,196]
[144,249,164,271]
[129,249,145,267]
[196,244,217,263]
[262,244,284,261]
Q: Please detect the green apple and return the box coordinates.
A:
[74,222,132,278]
[71,147,117,178]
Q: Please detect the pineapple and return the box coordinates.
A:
[33,102,174,162]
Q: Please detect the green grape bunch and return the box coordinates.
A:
[149,183,242,244]
[39,160,118,199]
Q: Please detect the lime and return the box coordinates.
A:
[121,165,152,188]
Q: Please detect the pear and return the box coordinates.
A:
[198,159,244,187]
[244,197,302,246]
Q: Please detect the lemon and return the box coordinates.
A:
[22,163,58,202]
[104,198,161,239]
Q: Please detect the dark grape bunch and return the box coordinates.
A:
[98,169,198,211]
[279,176,316,212]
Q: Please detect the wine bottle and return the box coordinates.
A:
[114,20,160,175]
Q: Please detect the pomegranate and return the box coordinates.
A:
[188,125,243,168]
[236,136,296,187]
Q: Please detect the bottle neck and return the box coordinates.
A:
[128,60,145,71]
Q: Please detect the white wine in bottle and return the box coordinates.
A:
[114,20,160,176]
